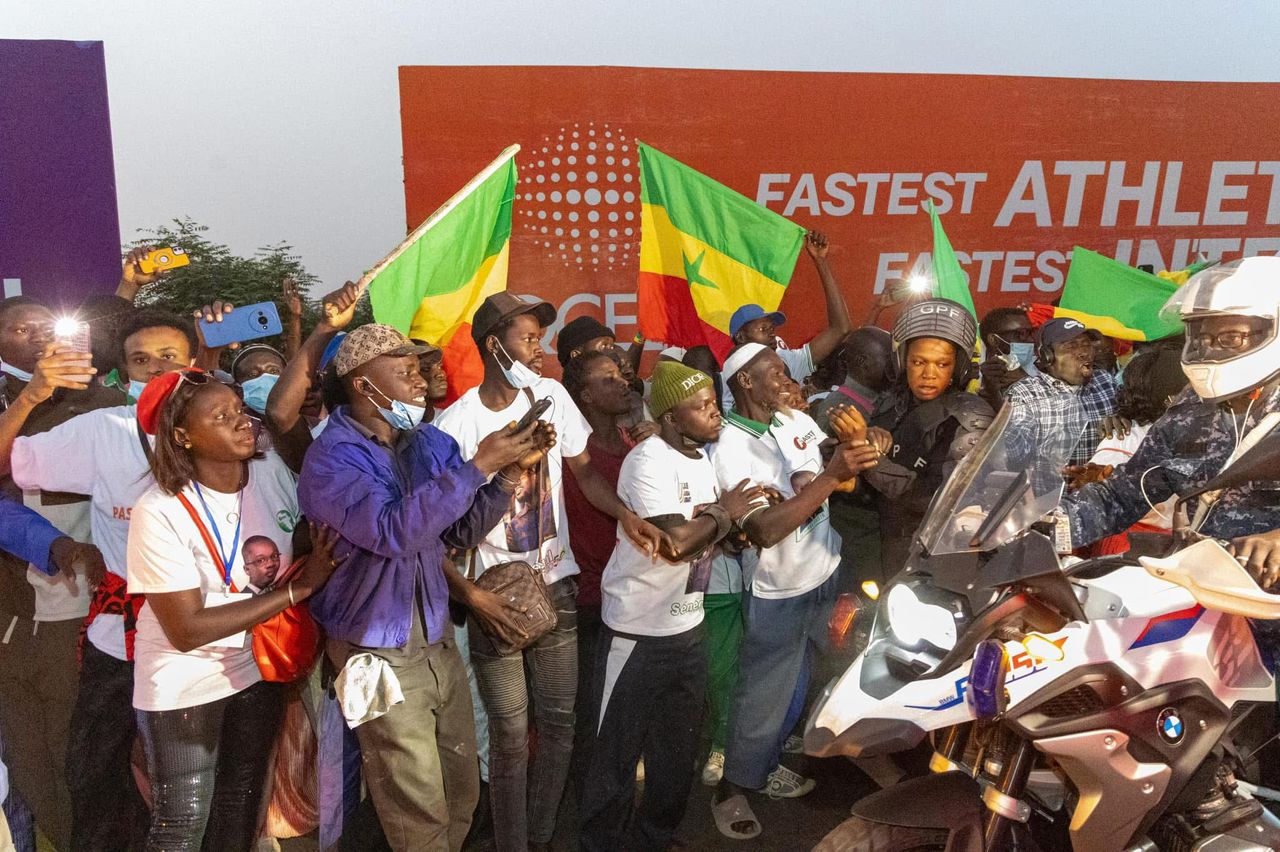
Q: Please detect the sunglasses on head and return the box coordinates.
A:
[173,369,216,393]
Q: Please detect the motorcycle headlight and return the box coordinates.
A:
[885,583,964,652]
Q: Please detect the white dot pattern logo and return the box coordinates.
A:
[518,122,637,272]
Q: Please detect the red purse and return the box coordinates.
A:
[176,492,321,682]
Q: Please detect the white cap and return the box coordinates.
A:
[721,342,770,381]
[658,346,687,361]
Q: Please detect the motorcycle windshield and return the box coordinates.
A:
[917,397,1087,556]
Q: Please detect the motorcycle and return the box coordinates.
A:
[805,402,1280,851]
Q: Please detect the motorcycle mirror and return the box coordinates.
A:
[1181,429,1280,502]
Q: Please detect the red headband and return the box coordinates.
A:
[136,369,206,436]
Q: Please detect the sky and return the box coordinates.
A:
[8,0,1280,290]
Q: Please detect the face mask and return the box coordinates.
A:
[494,341,539,390]
[240,373,279,414]
[127,380,148,403]
[362,379,427,431]
[0,362,33,383]
[1006,342,1038,375]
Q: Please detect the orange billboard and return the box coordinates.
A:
[399,67,1280,357]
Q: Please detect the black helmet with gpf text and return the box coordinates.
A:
[891,298,978,384]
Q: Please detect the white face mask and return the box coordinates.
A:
[494,341,539,390]
[0,362,33,383]
[127,379,148,403]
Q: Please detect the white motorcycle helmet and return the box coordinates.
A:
[1161,256,1280,403]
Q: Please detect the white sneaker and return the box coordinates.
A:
[702,750,725,786]
[757,764,816,799]
[783,734,805,755]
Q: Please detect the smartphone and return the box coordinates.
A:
[53,319,94,383]
[513,397,552,433]
[137,246,190,275]
[53,319,91,353]
[198,302,283,348]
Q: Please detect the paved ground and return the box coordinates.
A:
[547,753,880,852]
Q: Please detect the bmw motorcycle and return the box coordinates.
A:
[805,402,1280,851]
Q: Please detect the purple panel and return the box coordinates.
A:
[0,39,121,309]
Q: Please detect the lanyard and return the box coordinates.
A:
[192,482,243,591]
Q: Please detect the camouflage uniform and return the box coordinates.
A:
[1066,385,1280,546]
[1066,385,1280,658]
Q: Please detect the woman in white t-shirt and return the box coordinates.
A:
[127,369,340,851]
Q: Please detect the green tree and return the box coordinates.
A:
[126,218,373,349]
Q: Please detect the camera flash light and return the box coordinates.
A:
[53,317,80,338]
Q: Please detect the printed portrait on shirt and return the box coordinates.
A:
[242,534,282,595]
[505,463,555,553]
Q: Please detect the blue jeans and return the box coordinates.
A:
[469,576,577,850]
[723,572,837,789]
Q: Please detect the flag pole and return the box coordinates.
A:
[352,143,521,297]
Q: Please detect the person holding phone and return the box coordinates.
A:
[435,293,669,852]
[0,304,203,850]
[0,294,129,849]
[297,323,552,851]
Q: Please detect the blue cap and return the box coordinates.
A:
[1037,318,1100,350]
[729,304,787,338]
[319,332,347,371]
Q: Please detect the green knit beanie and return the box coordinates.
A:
[649,361,713,419]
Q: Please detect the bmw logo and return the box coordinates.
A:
[1157,707,1185,745]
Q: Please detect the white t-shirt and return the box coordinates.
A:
[602,437,719,636]
[127,453,299,712]
[11,405,155,658]
[721,344,814,412]
[20,492,92,621]
[435,377,592,585]
[708,408,840,599]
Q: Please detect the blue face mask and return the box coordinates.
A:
[1007,341,1038,374]
[240,373,279,414]
[127,379,148,403]
[0,362,33,383]
[362,379,427,432]
[377,399,427,432]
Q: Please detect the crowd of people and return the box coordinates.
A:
[1,230,1279,852]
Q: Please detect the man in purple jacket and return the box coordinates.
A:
[298,324,550,852]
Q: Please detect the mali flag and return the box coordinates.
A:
[366,146,517,403]
[637,142,805,359]
[1055,247,1183,341]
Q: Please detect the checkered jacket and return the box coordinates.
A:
[1005,370,1119,469]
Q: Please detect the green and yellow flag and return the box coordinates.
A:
[636,142,805,357]
[1057,247,1182,341]
[365,145,517,402]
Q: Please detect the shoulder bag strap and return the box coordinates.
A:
[517,388,547,573]
[175,491,240,594]
[136,419,155,465]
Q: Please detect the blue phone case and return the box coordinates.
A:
[198,302,283,348]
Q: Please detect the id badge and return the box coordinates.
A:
[203,591,253,649]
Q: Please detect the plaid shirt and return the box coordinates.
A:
[1005,370,1118,468]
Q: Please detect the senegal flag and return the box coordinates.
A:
[365,145,517,403]
[1057,247,1182,341]
[637,142,805,358]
